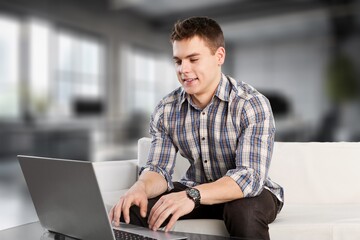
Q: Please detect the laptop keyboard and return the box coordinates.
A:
[113,229,157,240]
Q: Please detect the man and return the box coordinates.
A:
[109,16,284,239]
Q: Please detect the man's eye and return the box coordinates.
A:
[190,59,198,62]
[175,60,181,65]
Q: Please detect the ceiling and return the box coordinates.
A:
[109,0,326,22]
[109,0,334,42]
[110,0,239,16]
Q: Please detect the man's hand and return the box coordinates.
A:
[109,181,148,226]
[148,191,195,232]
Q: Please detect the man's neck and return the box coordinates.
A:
[191,74,221,109]
[191,93,214,109]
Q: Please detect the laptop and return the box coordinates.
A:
[18,155,186,240]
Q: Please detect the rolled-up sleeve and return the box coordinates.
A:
[139,100,178,191]
[225,95,275,197]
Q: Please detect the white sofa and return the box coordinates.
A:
[93,137,360,240]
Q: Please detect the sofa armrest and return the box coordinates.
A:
[93,159,138,209]
[93,159,138,192]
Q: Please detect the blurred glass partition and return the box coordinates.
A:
[0,15,20,119]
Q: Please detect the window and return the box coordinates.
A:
[0,16,20,119]
[132,50,156,112]
[29,19,50,116]
[0,15,105,120]
[29,23,105,118]
[124,47,178,114]
[54,31,104,117]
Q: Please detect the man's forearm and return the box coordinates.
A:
[137,171,168,199]
[195,176,244,205]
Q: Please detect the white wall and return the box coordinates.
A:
[233,36,331,125]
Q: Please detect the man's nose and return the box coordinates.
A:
[180,61,190,73]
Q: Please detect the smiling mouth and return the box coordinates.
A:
[183,78,198,83]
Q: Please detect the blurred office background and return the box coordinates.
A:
[0,0,359,230]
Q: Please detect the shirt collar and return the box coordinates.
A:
[179,73,230,110]
[214,73,230,102]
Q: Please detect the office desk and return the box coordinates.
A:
[0,222,251,240]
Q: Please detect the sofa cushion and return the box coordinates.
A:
[172,204,360,239]
[173,219,229,236]
[270,204,360,240]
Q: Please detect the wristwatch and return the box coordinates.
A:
[186,187,201,208]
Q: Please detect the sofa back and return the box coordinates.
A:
[270,142,360,204]
[138,138,360,205]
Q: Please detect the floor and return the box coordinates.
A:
[0,159,38,231]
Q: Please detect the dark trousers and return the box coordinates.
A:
[121,182,280,240]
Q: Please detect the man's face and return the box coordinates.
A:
[172,36,225,100]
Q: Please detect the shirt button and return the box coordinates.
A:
[202,112,206,115]
[204,160,208,163]
[202,137,205,141]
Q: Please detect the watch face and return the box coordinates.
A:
[189,188,198,198]
[188,188,199,198]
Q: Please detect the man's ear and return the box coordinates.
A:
[216,47,226,65]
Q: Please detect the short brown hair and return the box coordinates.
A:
[170,16,225,54]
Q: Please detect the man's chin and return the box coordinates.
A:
[182,82,199,93]
[183,87,197,95]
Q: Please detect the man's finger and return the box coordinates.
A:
[152,208,173,231]
[148,198,165,227]
[122,198,132,224]
[113,198,124,226]
[165,212,180,232]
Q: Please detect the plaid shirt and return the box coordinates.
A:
[141,74,284,209]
